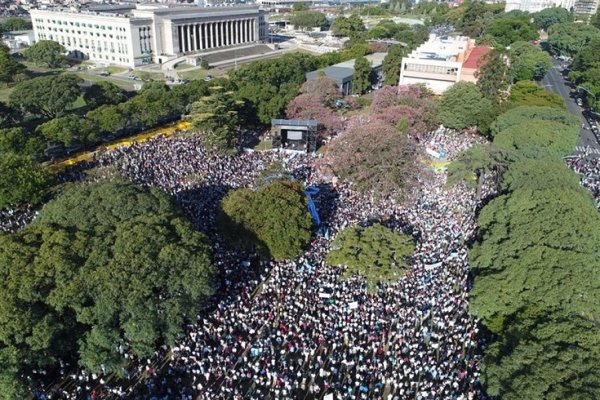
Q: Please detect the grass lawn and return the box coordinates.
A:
[175,63,193,71]
[76,71,137,91]
[131,70,165,81]
[179,68,223,81]
[105,66,127,75]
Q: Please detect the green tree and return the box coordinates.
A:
[230,53,319,124]
[509,41,553,81]
[187,86,242,150]
[490,106,579,137]
[447,144,507,190]
[0,181,215,391]
[382,44,406,86]
[352,55,373,94]
[547,22,600,56]
[493,119,578,160]
[533,7,571,30]
[293,2,309,11]
[591,10,600,29]
[507,80,566,109]
[22,40,67,68]
[331,14,365,37]
[470,186,600,331]
[0,17,32,32]
[485,16,538,47]
[0,153,53,209]
[480,313,600,400]
[0,48,25,85]
[218,179,312,260]
[327,224,415,289]
[476,49,510,103]
[83,81,127,109]
[500,158,582,193]
[0,127,44,156]
[86,104,127,136]
[291,11,328,30]
[36,114,95,147]
[438,82,492,129]
[9,73,82,118]
[0,101,20,127]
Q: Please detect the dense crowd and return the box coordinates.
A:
[20,128,492,400]
[567,154,600,207]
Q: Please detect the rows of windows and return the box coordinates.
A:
[404,63,459,75]
[35,18,128,31]
[35,24,128,40]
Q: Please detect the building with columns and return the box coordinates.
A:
[30,4,268,68]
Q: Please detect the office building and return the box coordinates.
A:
[398,35,490,94]
[505,0,575,13]
[30,4,268,67]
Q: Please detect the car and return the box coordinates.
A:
[99,71,110,77]
[577,99,583,106]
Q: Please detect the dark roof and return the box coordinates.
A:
[272,119,318,127]
[305,66,354,84]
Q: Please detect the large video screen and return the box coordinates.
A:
[287,130,303,141]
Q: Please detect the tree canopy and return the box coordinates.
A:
[187,86,242,151]
[83,81,128,109]
[469,92,600,398]
[327,224,415,289]
[0,153,53,209]
[493,119,578,160]
[352,56,373,94]
[547,22,600,57]
[382,44,406,86]
[9,73,82,118]
[509,41,553,81]
[327,119,418,198]
[0,181,215,395]
[290,11,328,30]
[0,47,25,85]
[0,127,44,156]
[490,106,578,137]
[22,40,67,68]
[506,81,566,109]
[218,179,312,261]
[331,14,365,37]
[438,82,492,129]
[485,15,538,47]
[533,7,571,31]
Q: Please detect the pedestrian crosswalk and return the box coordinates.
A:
[574,146,600,154]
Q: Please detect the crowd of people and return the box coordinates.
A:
[18,126,494,399]
[567,154,600,207]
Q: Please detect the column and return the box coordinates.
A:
[185,25,190,52]
[225,21,230,46]
[203,23,208,49]
[210,22,217,47]
[252,19,256,42]
[242,19,246,43]
[177,25,183,53]
[189,24,195,52]
[233,19,238,45]
[219,21,223,47]
[196,24,204,50]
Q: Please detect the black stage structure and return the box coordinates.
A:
[271,119,318,153]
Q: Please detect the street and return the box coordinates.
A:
[540,61,600,152]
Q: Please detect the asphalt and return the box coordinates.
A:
[540,61,600,153]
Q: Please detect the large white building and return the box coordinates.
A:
[30,4,268,67]
[504,0,575,13]
[398,34,491,94]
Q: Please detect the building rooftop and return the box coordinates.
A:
[462,46,491,69]
[407,34,471,63]
[305,53,388,83]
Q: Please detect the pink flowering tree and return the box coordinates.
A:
[326,118,419,198]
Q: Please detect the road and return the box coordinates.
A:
[540,61,599,153]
